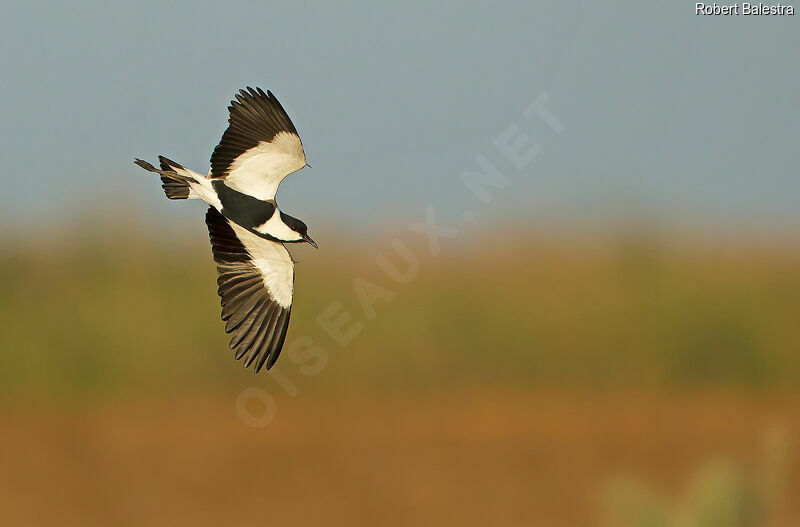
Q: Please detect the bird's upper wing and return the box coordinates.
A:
[209,87,306,200]
[205,207,294,372]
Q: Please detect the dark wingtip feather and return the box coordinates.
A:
[265,310,291,370]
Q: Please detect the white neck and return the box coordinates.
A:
[254,209,301,242]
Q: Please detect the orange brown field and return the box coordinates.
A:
[1,391,798,527]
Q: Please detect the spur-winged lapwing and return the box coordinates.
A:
[135,87,316,372]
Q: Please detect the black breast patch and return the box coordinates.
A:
[212,180,275,229]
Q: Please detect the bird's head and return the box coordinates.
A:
[279,212,317,248]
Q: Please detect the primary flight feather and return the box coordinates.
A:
[135,87,316,372]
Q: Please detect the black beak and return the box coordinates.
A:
[303,233,318,248]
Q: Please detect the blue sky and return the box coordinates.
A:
[1,1,798,235]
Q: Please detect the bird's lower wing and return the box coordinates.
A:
[205,207,294,372]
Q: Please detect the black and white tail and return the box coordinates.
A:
[134,156,198,200]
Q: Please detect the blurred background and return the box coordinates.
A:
[1,1,798,526]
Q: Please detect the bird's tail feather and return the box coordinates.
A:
[134,156,199,200]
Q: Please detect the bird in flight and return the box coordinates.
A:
[135,87,316,372]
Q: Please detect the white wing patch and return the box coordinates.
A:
[229,221,295,308]
[223,131,306,201]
